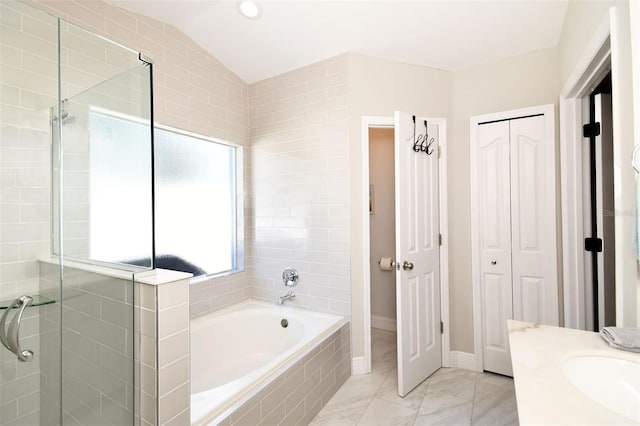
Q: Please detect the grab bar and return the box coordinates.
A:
[0,296,34,362]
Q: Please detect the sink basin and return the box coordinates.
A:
[561,355,640,422]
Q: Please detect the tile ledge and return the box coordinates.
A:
[136,268,193,285]
[38,256,192,284]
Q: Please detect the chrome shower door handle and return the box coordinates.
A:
[0,296,34,362]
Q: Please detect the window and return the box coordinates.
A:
[154,127,243,278]
[85,110,243,277]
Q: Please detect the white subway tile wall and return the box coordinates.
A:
[5,1,355,424]
[29,0,249,146]
[24,0,253,316]
[38,262,60,426]
[137,277,191,426]
[38,263,137,426]
[1,3,58,425]
[246,56,351,316]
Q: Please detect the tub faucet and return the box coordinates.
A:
[277,290,295,305]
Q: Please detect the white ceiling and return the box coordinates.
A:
[107,0,569,83]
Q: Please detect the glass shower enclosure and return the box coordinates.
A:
[0,2,153,425]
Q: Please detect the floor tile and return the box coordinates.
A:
[357,397,418,426]
[376,369,429,410]
[415,393,473,426]
[471,378,519,426]
[371,329,397,373]
[311,329,519,426]
[425,368,478,401]
[309,412,358,426]
[321,369,388,422]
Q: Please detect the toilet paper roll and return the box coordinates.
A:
[379,257,394,271]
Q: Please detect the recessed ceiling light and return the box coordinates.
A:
[238,1,261,19]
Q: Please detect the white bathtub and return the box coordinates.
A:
[190,300,345,425]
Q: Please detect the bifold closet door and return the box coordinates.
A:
[478,114,557,376]
[477,120,514,376]
[510,115,556,324]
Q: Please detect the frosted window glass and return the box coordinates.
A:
[88,112,152,264]
[155,128,237,276]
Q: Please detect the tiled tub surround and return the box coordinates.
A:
[191,300,350,426]
[136,269,192,426]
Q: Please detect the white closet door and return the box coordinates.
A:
[478,121,513,377]
[510,115,557,325]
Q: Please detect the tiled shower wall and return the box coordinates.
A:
[39,262,136,426]
[27,0,252,314]
[247,56,351,316]
[0,3,57,424]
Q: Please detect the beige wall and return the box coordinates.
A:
[449,47,561,352]
[348,54,452,359]
[558,0,626,86]
[368,128,396,322]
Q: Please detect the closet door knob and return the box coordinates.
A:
[402,261,414,271]
[491,260,497,265]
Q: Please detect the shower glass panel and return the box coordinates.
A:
[1,2,153,425]
[56,66,153,266]
[0,2,60,425]
[55,21,153,426]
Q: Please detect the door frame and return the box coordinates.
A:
[360,115,450,374]
[560,5,637,330]
[470,104,557,372]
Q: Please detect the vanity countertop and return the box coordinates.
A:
[508,320,640,425]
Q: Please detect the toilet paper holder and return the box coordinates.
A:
[377,257,397,271]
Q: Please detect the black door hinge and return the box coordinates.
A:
[583,122,601,138]
[585,237,603,252]
[440,321,444,334]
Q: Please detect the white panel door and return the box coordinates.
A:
[477,121,513,377]
[394,111,441,396]
[510,115,557,325]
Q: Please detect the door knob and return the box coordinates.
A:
[491,260,497,265]
[402,261,414,271]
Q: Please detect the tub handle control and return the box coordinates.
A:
[282,267,299,287]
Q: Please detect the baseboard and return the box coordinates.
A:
[371,315,397,332]
[450,351,478,371]
[351,356,368,375]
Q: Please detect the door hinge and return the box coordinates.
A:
[440,321,444,334]
[583,122,601,138]
[439,234,442,246]
[585,237,603,252]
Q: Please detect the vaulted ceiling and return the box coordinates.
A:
[107,0,569,83]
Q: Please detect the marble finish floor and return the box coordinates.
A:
[310,328,519,426]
